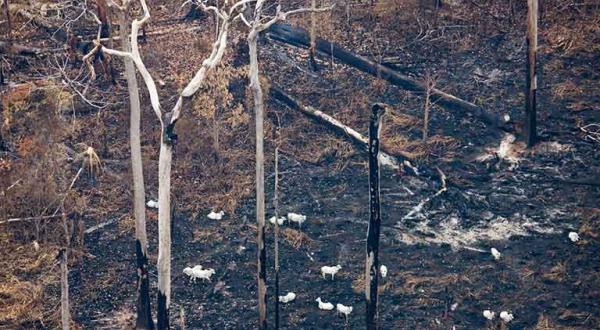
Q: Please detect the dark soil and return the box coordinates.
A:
[1,1,598,329]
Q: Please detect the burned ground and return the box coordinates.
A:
[0,0,598,329]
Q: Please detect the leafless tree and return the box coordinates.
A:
[99,1,249,328]
[239,1,331,327]
[365,103,386,330]
[105,1,155,328]
[422,73,437,141]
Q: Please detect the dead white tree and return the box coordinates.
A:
[108,1,154,328]
[309,0,318,70]
[240,1,332,327]
[59,248,70,330]
[98,1,249,328]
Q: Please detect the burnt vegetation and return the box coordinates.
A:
[0,0,598,329]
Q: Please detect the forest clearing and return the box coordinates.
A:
[0,0,598,329]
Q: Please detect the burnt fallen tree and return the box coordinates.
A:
[270,86,421,175]
[0,42,41,56]
[267,22,510,130]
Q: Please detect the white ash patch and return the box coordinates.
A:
[395,212,566,249]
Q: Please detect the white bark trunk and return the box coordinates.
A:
[248,28,267,329]
[157,138,172,325]
[60,250,70,330]
[119,8,153,328]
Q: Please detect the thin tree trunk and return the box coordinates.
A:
[2,0,11,84]
[365,103,385,330]
[119,8,153,330]
[309,0,318,71]
[59,248,70,330]
[248,28,268,330]
[274,125,280,329]
[157,138,173,330]
[3,0,11,44]
[423,78,433,141]
[100,4,234,328]
[525,0,538,147]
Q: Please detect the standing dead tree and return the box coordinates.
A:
[58,248,70,330]
[365,103,386,330]
[239,2,332,327]
[273,118,281,329]
[108,1,154,328]
[2,0,11,84]
[525,0,538,147]
[309,0,318,71]
[422,73,437,141]
[99,1,248,328]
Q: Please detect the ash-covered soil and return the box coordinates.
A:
[1,1,598,329]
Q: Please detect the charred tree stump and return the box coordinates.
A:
[135,241,153,329]
[525,0,538,147]
[267,23,510,130]
[365,103,386,330]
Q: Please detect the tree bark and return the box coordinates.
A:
[525,0,538,147]
[274,137,280,330]
[248,28,268,330]
[101,3,235,328]
[267,23,510,130]
[365,103,385,330]
[119,8,154,330]
[157,138,173,330]
[3,0,11,43]
[59,249,70,330]
[308,0,318,71]
[2,0,11,84]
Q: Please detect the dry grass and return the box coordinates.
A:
[395,272,464,295]
[534,313,576,330]
[0,237,60,328]
[551,80,584,100]
[192,227,223,244]
[351,273,391,295]
[543,262,568,283]
[382,132,458,161]
[281,228,314,249]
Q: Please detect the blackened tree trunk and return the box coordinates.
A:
[365,103,386,330]
[525,0,538,147]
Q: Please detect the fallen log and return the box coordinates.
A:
[270,86,419,175]
[267,22,510,130]
[18,10,99,57]
[0,41,41,56]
